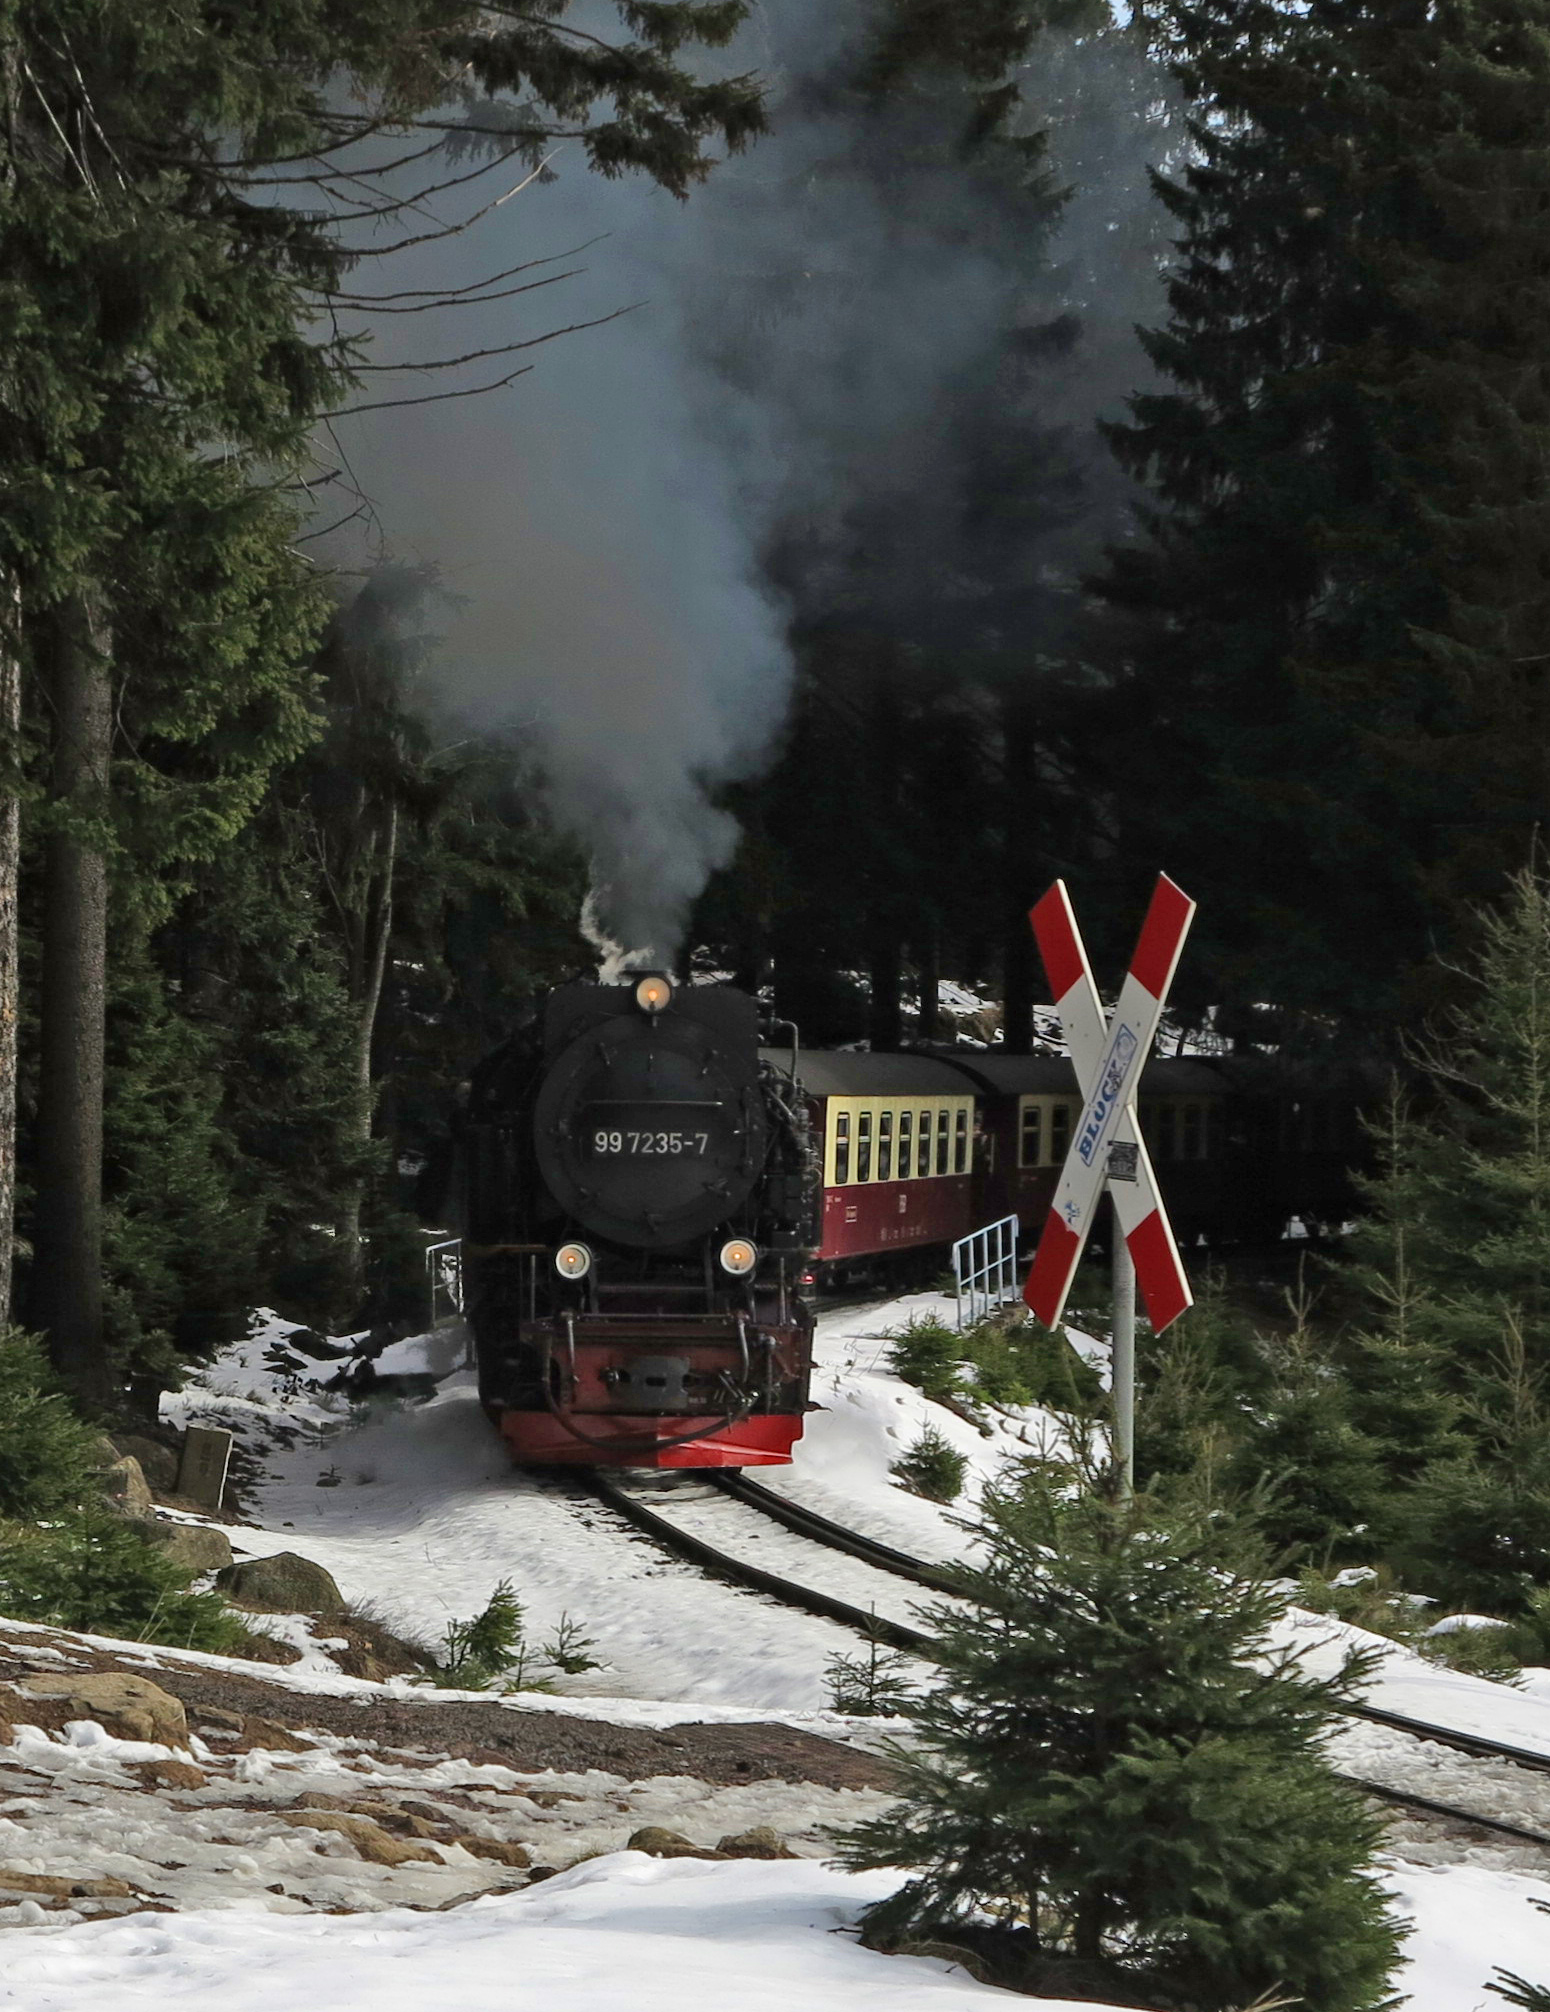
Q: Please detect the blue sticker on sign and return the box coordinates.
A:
[1076,1023,1139,1167]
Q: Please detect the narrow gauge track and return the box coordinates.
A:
[580,1467,1550,1856]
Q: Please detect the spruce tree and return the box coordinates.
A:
[836,1451,1403,2012]
[1343,867,1550,1383]
[0,0,769,1398]
[1333,866,1550,1609]
[1106,0,1550,1032]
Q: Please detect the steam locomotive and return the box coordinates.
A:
[458,972,1373,1472]
[461,975,820,1469]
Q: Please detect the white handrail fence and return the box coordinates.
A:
[951,1213,1022,1330]
[425,1237,464,1330]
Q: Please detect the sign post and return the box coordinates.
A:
[1023,875,1196,1492]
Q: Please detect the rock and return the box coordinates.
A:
[240,1715,312,1753]
[278,1810,441,1866]
[0,1720,13,1747]
[715,1826,798,1860]
[130,1760,207,1790]
[146,1521,234,1574]
[18,1673,187,1748]
[0,1869,133,1899]
[454,1836,530,1867]
[216,1550,345,1614]
[625,1826,724,1861]
[85,1435,122,1470]
[193,1707,245,1734]
[113,1435,179,1494]
[99,1455,153,1520]
[229,1629,304,1668]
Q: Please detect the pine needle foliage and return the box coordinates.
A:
[835,1451,1403,2012]
[0,1327,102,1519]
[890,1425,968,1503]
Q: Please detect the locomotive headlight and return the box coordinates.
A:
[554,1241,593,1281]
[719,1237,758,1277]
[634,973,673,1015]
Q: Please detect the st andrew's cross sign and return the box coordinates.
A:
[1022,875,1196,1336]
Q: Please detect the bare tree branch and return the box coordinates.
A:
[344,306,636,375]
[337,150,560,258]
[320,364,537,418]
[322,235,605,304]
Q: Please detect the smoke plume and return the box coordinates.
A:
[326,4,1175,967]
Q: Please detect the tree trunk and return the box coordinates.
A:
[336,799,397,1302]
[868,934,903,1052]
[0,581,20,1326]
[915,932,940,1044]
[1002,906,1036,1054]
[31,596,112,1405]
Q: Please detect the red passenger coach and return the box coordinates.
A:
[772,1050,980,1272]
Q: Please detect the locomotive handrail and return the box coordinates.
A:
[951,1213,1022,1330]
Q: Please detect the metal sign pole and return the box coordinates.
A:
[1111,1228,1137,1497]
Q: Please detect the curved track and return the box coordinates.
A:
[580,1466,1550,1856]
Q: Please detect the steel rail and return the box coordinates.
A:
[564,1468,1550,1854]
[717,1471,1550,1784]
[581,1470,930,1653]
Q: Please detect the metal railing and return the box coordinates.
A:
[951,1213,1022,1329]
[424,1237,464,1330]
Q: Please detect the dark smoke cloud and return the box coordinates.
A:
[326,4,1175,966]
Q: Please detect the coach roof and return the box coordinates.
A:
[760,1048,978,1098]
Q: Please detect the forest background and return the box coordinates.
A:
[3,0,1550,1644]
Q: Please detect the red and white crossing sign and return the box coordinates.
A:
[1023,875,1196,1335]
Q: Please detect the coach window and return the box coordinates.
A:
[834,1111,851,1185]
[954,1107,969,1174]
[1050,1101,1072,1166]
[878,1110,894,1180]
[936,1109,950,1175]
[918,1111,933,1177]
[1020,1102,1042,1168]
[899,1110,913,1178]
[1154,1101,1178,1161]
[1182,1101,1203,1161]
[857,1112,873,1182]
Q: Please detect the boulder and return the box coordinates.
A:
[17,1672,187,1748]
[454,1835,530,1867]
[146,1521,233,1574]
[113,1436,179,1494]
[625,1826,724,1861]
[278,1810,441,1866]
[715,1826,798,1860]
[0,1869,133,1899]
[98,1456,153,1520]
[241,1715,312,1753]
[131,1760,207,1790]
[216,1550,345,1614]
[0,1719,13,1747]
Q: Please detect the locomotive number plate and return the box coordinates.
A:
[582,1101,726,1160]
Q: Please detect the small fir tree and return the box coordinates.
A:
[1227,1279,1386,1564]
[835,1448,1403,2012]
[1393,1318,1550,1616]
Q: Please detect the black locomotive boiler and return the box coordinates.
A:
[460,974,819,1467]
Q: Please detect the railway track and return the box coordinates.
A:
[581,1465,1550,1857]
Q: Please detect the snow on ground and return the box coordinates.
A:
[1,1846,1547,2012]
[0,1700,894,1928]
[0,1288,1533,2008]
[165,1295,1550,1759]
[0,1858,1038,2011]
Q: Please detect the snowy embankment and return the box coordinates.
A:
[0,1288,1530,2010]
[0,1853,1543,2012]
